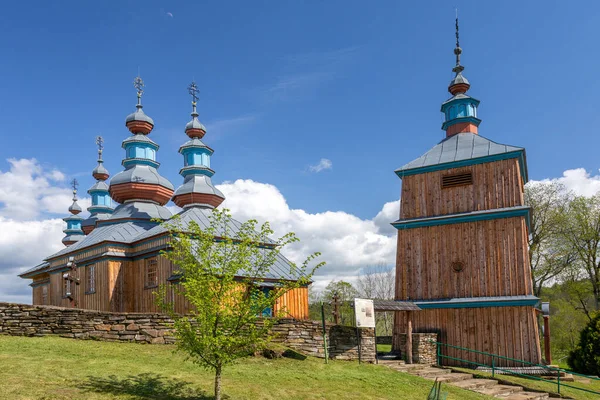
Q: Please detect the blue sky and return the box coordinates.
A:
[1,1,599,220]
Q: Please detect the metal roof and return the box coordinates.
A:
[19,261,50,277]
[373,299,420,311]
[107,201,172,221]
[125,104,154,125]
[396,132,524,174]
[47,220,157,260]
[174,174,225,199]
[110,164,174,189]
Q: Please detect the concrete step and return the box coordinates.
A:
[450,378,499,390]
[413,368,454,377]
[433,373,474,383]
[475,384,523,397]
[502,392,549,400]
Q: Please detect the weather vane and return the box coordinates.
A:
[133,76,145,99]
[188,81,199,104]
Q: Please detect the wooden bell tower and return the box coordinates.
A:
[391,18,541,366]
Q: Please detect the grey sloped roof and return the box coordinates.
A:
[108,201,172,221]
[122,134,159,148]
[89,181,110,192]
[19,261,50,277]
[179,138,213,153]
[396,132,524,173]
[449,71,469,87]
[185,115,206,132]
[174,174,225,198]
[125,104,154,125]
[110,165,174,190]
[47,220,157,260]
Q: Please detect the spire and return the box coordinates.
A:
[441,13,481,138]
[108,77,174,222]
[82,136,114,234]
[448,12,470,95]
[63,179,85,246]
[172,81,225,209]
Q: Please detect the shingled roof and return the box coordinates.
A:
[395,132,527,180]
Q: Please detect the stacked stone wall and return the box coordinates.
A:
[0,303,375,362]
[396,333,438,364]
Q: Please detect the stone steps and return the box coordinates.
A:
[377,359,552,400]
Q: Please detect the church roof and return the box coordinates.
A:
[395,132,527,180]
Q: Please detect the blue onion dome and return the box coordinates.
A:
[92,161,110,181]
[63,180,85,246]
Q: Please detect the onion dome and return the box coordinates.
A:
[441,16,481,138]
[172,82,225,209]
[125,77,155,135]
[108,77,173,223]
[82,136,114,234]
[63,179,85,246]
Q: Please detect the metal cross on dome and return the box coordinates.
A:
[133,76,145,97]
[188,81,199,103]
[96,136,104,152]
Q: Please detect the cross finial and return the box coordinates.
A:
[452,10,464,73]
[71,178,79,198]
[95,136,104,160]
[134,76,145,105]
[188,81,199,104]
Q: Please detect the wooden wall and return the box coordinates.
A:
[396,217,532,301]
[274,287,309,319]
[394,307,541,366]
[400,159,524,220]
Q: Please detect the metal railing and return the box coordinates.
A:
[433,341,600,396]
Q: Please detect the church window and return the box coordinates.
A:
[41,285,48,305]
[145,257,158,288]
[86,265,96,294]
[441,172,473,189]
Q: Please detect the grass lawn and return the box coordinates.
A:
[452,367,600,400]
[377,344,392,353]
[0,336,493,400]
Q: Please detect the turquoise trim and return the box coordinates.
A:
[180,166,214,178]
[415,297,539,309]
[393,206,531,231]
[440,96,481,112]
[122,141,159,151]
[441,116,482,131]
[87,205,113,214]
[122,158,160,168]
[181,147,213,156]
[396,150,529,183]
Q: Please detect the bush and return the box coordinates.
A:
[567,312,600,376]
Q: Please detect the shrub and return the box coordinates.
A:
[567,312,600,376]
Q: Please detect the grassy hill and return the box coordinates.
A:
[0,336,493,399]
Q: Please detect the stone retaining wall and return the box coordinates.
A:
[0,303,375,362]
[396,333,438,364]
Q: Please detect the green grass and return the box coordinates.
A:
[451,367,600,400]
[0,336,493,400]
[376,344,392,353]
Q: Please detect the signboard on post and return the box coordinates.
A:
[354,298,375,328]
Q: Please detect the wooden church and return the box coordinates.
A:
[392,20,541,365]
[19,79,309,319]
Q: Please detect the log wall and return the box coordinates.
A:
[395,217,532,301]
[393,307,541,366]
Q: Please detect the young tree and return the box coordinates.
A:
[156,208,323,400]
[558,194,600,311]
[567,311,600,376]
[525,182,573,296]
[357,264,395,335]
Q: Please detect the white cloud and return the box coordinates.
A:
[217,179,397,289]
[0,158,90,220]
[308,158,332,173]
[531,168,600,197]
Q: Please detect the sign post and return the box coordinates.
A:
[354,298,376,365]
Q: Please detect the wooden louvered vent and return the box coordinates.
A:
[441,172,473,189]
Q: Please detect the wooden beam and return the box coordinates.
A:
[406,311,413,364]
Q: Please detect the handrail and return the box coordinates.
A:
[432,341,600,396]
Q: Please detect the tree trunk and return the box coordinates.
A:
[214,365,222,400]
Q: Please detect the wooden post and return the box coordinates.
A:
[332,293,340,325]
[543,315,551,364]
[406,311,413,364]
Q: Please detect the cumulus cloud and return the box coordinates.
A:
[0,158,90,220]
[531,168,600,197]
[217,179,397,288]
[308,158,332,173]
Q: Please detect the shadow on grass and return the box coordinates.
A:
[81,373,214,399]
